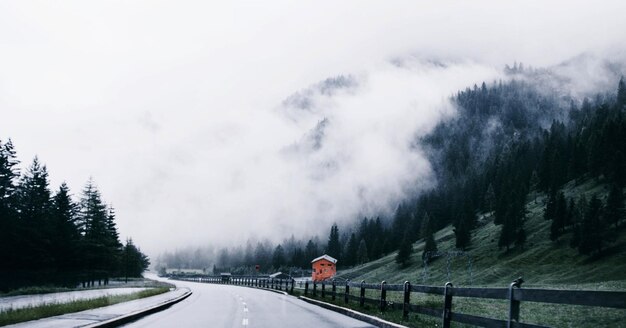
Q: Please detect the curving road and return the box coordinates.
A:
[121,274,375,328]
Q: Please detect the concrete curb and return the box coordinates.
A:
[298,296,408,328]
[85,288,192,328]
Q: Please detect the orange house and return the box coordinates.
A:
[311,254,337,281]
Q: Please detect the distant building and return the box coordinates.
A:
[311,254,337,281]
[220,272,232,282]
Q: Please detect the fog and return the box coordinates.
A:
[1,0,625,255]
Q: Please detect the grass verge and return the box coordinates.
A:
[298,287,626,328]
[0,287,170,326]
[0,278,173,297]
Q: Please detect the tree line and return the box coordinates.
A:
[0,142,150,291]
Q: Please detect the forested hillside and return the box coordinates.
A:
[158,68,626,276]
[0,144,150,292]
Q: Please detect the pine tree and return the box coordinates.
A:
[50,183,80,273]
[395,233,413,267]
[17,157,54,269]
[326,224,341,262]
[570,195,587,249]
[498,207,516,251]
[356,239,369,264]
[422,229,437,263]
[121,238,150,279]
[454,201,475,250]
[0,139,20,271]
[544,191,557,221]
[617,76,626,108]
[606,184,625,229]
[550,192,567,241]
[79,179,111,281]
[484,183,496,211]
[103,206,122,275]
[304,239,318,260]
[578,196,604,255]
[272,244,285,269]
[344,233,358,266]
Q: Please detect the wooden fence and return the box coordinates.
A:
[171,275,626,328]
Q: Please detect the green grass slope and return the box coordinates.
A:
[337,179,626,290]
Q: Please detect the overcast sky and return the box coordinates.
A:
[1,0,625,256]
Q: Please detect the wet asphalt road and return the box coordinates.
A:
[121,275,375,328]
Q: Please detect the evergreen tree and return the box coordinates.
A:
[50,183,80,273]
[483,183,496,211]
[617,76,626,108]
[578,196,606,255]
[79,179,112,281]
[550,192,567,241]
[326,224,341,262]
[422,229,437,263]
[17,158,54,269]
[121,238,150,279]
[454,201,475,250]
[0,139,20,272]
[356,239,369,264]
[606,184,625,229]
[103,206,122,274]
[498,207,516,251]
[544,191,557,221]
[395,233,413,267]
[272,244,285,269]
[291,247,305,268]
[570,195,587,249]
[304,239,318,261]
[344,233,358,266]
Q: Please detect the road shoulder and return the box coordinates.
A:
[3,288,191,328]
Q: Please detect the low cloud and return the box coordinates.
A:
[0,1,625,255]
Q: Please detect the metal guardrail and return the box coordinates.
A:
[173,275,298,295]
[172,275,626,328]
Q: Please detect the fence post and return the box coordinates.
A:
[291,278,295,294]
[403,281,411,320]
[359,280,365,307]
[313,281,317,297]
[508,277,524,328]
[380,281,387,312]
[345,280,350,304]
[305,281,309,296]
[332,280,337,301]
[321,281,326,298]
[442,282,453,328]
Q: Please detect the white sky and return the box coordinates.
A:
[1,0,625,256]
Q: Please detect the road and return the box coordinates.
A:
[122,274,375,328]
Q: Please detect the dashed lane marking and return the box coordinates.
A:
[242,318,249,326]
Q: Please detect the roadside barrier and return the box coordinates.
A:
[170,275,626,328]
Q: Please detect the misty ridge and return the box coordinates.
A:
[156,53,626,272]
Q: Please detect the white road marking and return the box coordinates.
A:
[244,307,248,312]
[242,318,249,326]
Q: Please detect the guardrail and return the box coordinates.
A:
[173,275,298,294]
[172,275,626,328]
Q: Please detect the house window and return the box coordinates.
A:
[320,263,325,266]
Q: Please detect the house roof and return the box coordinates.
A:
[269,272,291,279]
[311,254,337,264]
